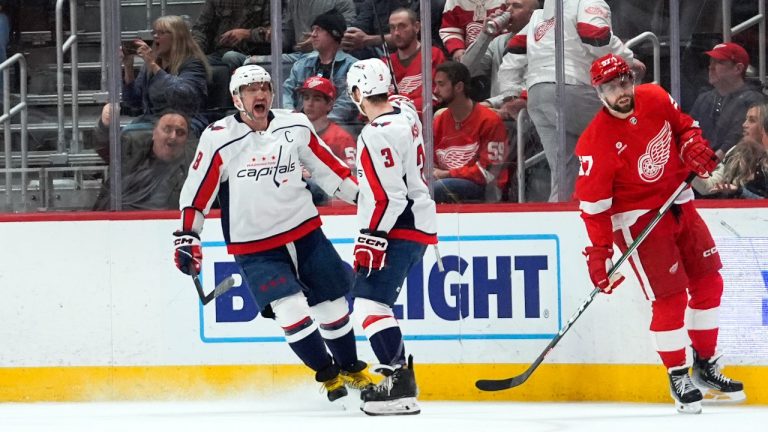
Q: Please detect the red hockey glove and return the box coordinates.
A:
[583,246,625,294]
[173,230,202,275]
[680,138,719,177]
[354,231,388,275]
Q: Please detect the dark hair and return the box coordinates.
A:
[390,7,419,24]
[366,94,389,104]
[155,109,190,133]
[436,61,471,94]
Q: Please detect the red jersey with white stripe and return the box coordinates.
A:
[356,101,437,244]
[179,110,354,255]
[318,121,356,170]
[574,84,703,248]
[433,103,509,189]
[387,46,446,113]
[440,0,505,55]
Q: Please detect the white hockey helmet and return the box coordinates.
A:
[346,58,391,114]
[230,64,272,111]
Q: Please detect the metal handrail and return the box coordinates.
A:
[56,0,80,153]
[625,31,661,84]
[515,109,545,203]
[0,53,28,208]
[723,0,766,86]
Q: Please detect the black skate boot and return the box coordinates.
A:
[668,366,703,414]
[360,355,420,416]
[339,360,374,391]
[692,350,746,404]
[316,363,348,402]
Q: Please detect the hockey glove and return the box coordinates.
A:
[583,246,625,294]
[680,138,719,177]
[173,230,202,275]
[354,230,388,275]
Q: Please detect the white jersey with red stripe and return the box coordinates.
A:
[356,100,437,244]
[179,110,355,255]
[498,0,634,97]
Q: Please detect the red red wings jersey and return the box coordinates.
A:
[387,46,446,113]
[440,0,506,54]
[356,102,437,244]
[179,110,354,255]
[433,103,509,189]
[575,84,702,247]
[319,121,356,169]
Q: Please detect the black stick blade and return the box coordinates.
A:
[475,370,532,391]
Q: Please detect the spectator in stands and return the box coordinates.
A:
[440,0,506,62]
[689,42,765,159]
[693,101,768,199]
[191,0,272,72]
[282,11,358,124]
[386,7,446,113]
[92,105,194,211]
[121,15,212,136]
[497,0,640,202]
[341,0,414,60]
[283,0,355,55]
[298,76,357,205]
[462,0,539,114]
[432,61,510,203]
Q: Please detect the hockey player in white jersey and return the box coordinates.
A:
[172,65,372,402]
[346,58,438,416]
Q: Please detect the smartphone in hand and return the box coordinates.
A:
[121,40,138,55]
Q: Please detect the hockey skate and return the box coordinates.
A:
[360,355,420,416]
[316,364,348,402]
[339,360,375,391]
[668,366,703,414]
[692,351,746,404]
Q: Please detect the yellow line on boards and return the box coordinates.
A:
[1,364,766,404]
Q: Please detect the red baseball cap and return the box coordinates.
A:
[705,42,750,66]
[298,76,336,100]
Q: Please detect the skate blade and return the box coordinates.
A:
[674,400,702,414]
[701,389,746,405]
[361,397,421,416]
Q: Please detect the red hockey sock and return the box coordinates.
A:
[687,272,723,359]
[650,291,689,369]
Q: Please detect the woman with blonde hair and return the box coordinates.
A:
[121,15,212,135]
[693,100,768,198]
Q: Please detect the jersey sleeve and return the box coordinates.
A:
[439,0,468,54]
[359,125,410,234]
[448,111,509,185]
[660,87,706,151]
[576,0,634,63]
[498,31,528,98]
[296,117,356,197]
[574,125,620,248]
[178,125,228,232]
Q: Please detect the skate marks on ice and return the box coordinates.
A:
[1,399,768,432]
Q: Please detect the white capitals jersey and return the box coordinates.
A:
[356,100,437,245]
[179,110,354,255]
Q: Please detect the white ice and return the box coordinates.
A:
[2,393,767,432]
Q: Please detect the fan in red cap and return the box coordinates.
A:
[590,54,635,114]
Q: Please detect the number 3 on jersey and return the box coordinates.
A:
[381,148,395,168]
[578,155,593,176]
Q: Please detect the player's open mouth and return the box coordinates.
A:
[253,102,267,114]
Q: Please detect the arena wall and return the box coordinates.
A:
[1,203,766,404]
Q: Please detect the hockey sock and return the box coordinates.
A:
[687,272,723,359]
[273,293,333,372]
[354,298,407,366]
[650,290,689,369]
[311,297,359,370]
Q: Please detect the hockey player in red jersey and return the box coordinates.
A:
[172,65,372,402]
[346,58,438,416]
[575,54,746,414]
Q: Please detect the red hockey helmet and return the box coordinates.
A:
[590,54,632,86]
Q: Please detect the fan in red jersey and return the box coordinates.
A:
[575,54,745,415]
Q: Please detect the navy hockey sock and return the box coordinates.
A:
[323,330,359,370]
[288,328,333,372]
[369,326,406,366]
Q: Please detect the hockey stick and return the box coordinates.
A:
[475,172,698,391]
[189,267,237,306]
[370,1,399,94]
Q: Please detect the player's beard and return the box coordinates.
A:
[607,94,635,114]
